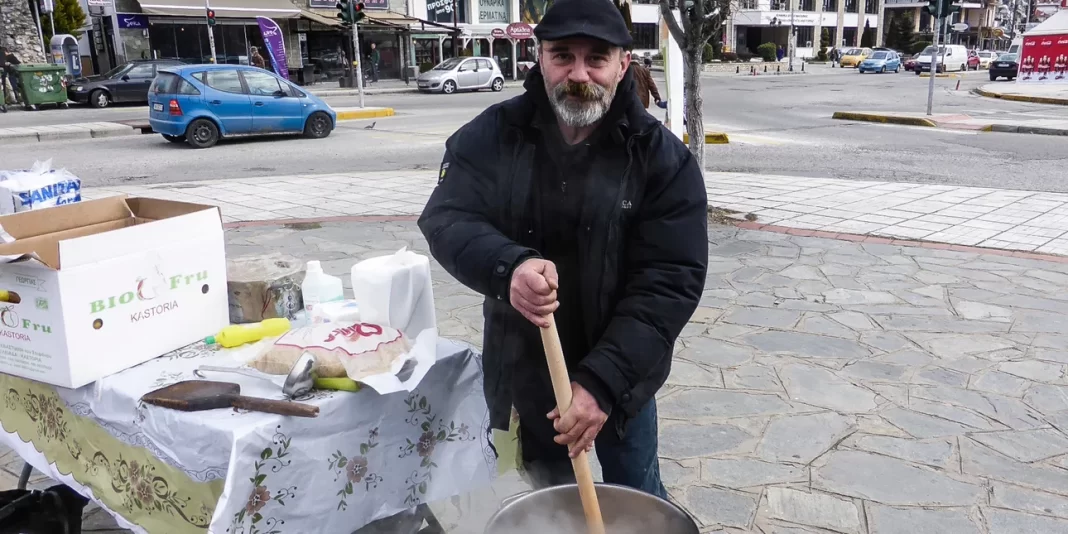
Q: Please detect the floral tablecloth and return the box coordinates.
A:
[0,337,496,534]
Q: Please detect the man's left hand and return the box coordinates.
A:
[547,382,608,458]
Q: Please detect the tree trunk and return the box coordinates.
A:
[683,44,705,171]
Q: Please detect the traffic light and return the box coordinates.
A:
[353,2,366,22]
[923,0,938,17]
[940,0,960,19]
[337,0,353,26]
[206,8,216,25]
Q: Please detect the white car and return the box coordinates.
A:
[416,57,506,95]
[976,50,998,69]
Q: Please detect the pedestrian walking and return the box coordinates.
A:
[369,42,380,83]
[631,57,661,109]
[249,46,267,70]
[418,0,707,499]
[0,48,22,112]
[777,45,785,61]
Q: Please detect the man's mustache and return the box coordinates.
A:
[555,81,601,101]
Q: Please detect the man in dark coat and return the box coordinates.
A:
[418,0,707,498]
[631,57,661,108]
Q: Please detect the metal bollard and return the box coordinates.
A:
[777,65,781,73]
[789,64,793,72]
[764,65,768,73]
[802,62,805,72]
[736,66,740,74]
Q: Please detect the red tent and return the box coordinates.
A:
[1019,9,1068,83]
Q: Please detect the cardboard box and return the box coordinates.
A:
[0,196,229,388]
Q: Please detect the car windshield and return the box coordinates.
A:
[998,53,1018,61]
[433,58,464,71]
[920,46,946,55]
[870,52,888,59]
[102,63,132,78]
[844,48,862,55]
[978,52,993,58]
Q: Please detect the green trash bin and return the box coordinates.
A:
[13,64,69,111]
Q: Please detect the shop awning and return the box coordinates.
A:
[138,0,300,18]
[300,9,340,27]
[364,10,457,32]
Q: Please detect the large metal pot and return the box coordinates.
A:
[484,483,699,533]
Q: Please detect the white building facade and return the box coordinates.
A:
[729,0,882,58]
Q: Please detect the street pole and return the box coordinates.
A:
[789,0,795,71]
[926,0,941,115]
[205,0,217,63]
[352,15,365,108]
[452,0,459,57]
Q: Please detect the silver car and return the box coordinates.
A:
[416,57,505,94]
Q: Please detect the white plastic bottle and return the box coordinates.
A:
[302,260,345,324]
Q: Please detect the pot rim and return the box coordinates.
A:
[485,482,697,532]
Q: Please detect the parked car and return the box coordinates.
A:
[902,53,920,72]
[858,50,901,73]
[989,53,1020,81]
[839,47,873,68]
[976,50,998,69]
[416,57,505,94]
[67,59,184,108]
[148,64,336,149]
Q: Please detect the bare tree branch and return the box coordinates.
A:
[658,0,688,49]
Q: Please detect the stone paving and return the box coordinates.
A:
[84,170,1068,257]
[7,219,1068,533]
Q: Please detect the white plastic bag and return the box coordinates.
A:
[349,247,436,340]
[0,159,82,214]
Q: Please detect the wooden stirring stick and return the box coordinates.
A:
[540,313,606,534]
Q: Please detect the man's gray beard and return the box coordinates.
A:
[546,79,616,128]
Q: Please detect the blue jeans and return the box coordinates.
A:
[519,399,668,500]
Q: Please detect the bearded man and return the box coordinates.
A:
[418,0,707,498]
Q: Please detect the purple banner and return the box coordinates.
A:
[256,16,289,81]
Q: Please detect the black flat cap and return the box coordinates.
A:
[534,0,634,49]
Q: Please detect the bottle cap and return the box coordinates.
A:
[307,260,322,272]
[205,335,217,345]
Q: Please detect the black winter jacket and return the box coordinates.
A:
[418,66,708,433]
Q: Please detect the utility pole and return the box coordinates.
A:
[205,0,217,63]
[789,0,795,71]
[451,0,459,56]
[926,0,941,115]
[352,9,365,108]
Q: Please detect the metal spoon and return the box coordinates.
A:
[195,352,317,399]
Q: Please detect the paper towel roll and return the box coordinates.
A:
[350,248,436,339]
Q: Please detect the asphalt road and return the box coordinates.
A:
[5,64,1068,191]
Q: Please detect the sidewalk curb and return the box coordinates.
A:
[310,82,521,98]
[336,108,395,120]
[682,132,730,144]
[918,73,959,78]
[832,111,936,128]
[972,87,1068,106]
[0,124,140,144]
[985,123,1068,136]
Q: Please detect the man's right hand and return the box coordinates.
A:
[509,258,559,328]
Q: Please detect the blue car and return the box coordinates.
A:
[148,64,336,149]
[858,51,902,74]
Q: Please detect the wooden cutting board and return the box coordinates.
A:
[141,380,319,418]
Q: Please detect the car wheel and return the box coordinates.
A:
[185,118,219,149]
[162,134,185,143]
[990,73,997,81]
[961,64,966,72]
[90,89,110,108]
[442,80,456,94]
[880,66,886,73]
[491,77,504,92]
[303,111,332,139]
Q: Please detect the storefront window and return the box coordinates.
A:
[632,23,658,50]
[174,25,203,63]
[149,24,177,59]
[218,25,248,64]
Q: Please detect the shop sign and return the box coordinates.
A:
[117,14,149,29]
[478,0,509,23]
[491,28,506,38]
[506,22,533,39]
[425,0,466,24]
[363,0,388,9]
[308,0,335,8]
[86,0,112,6]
